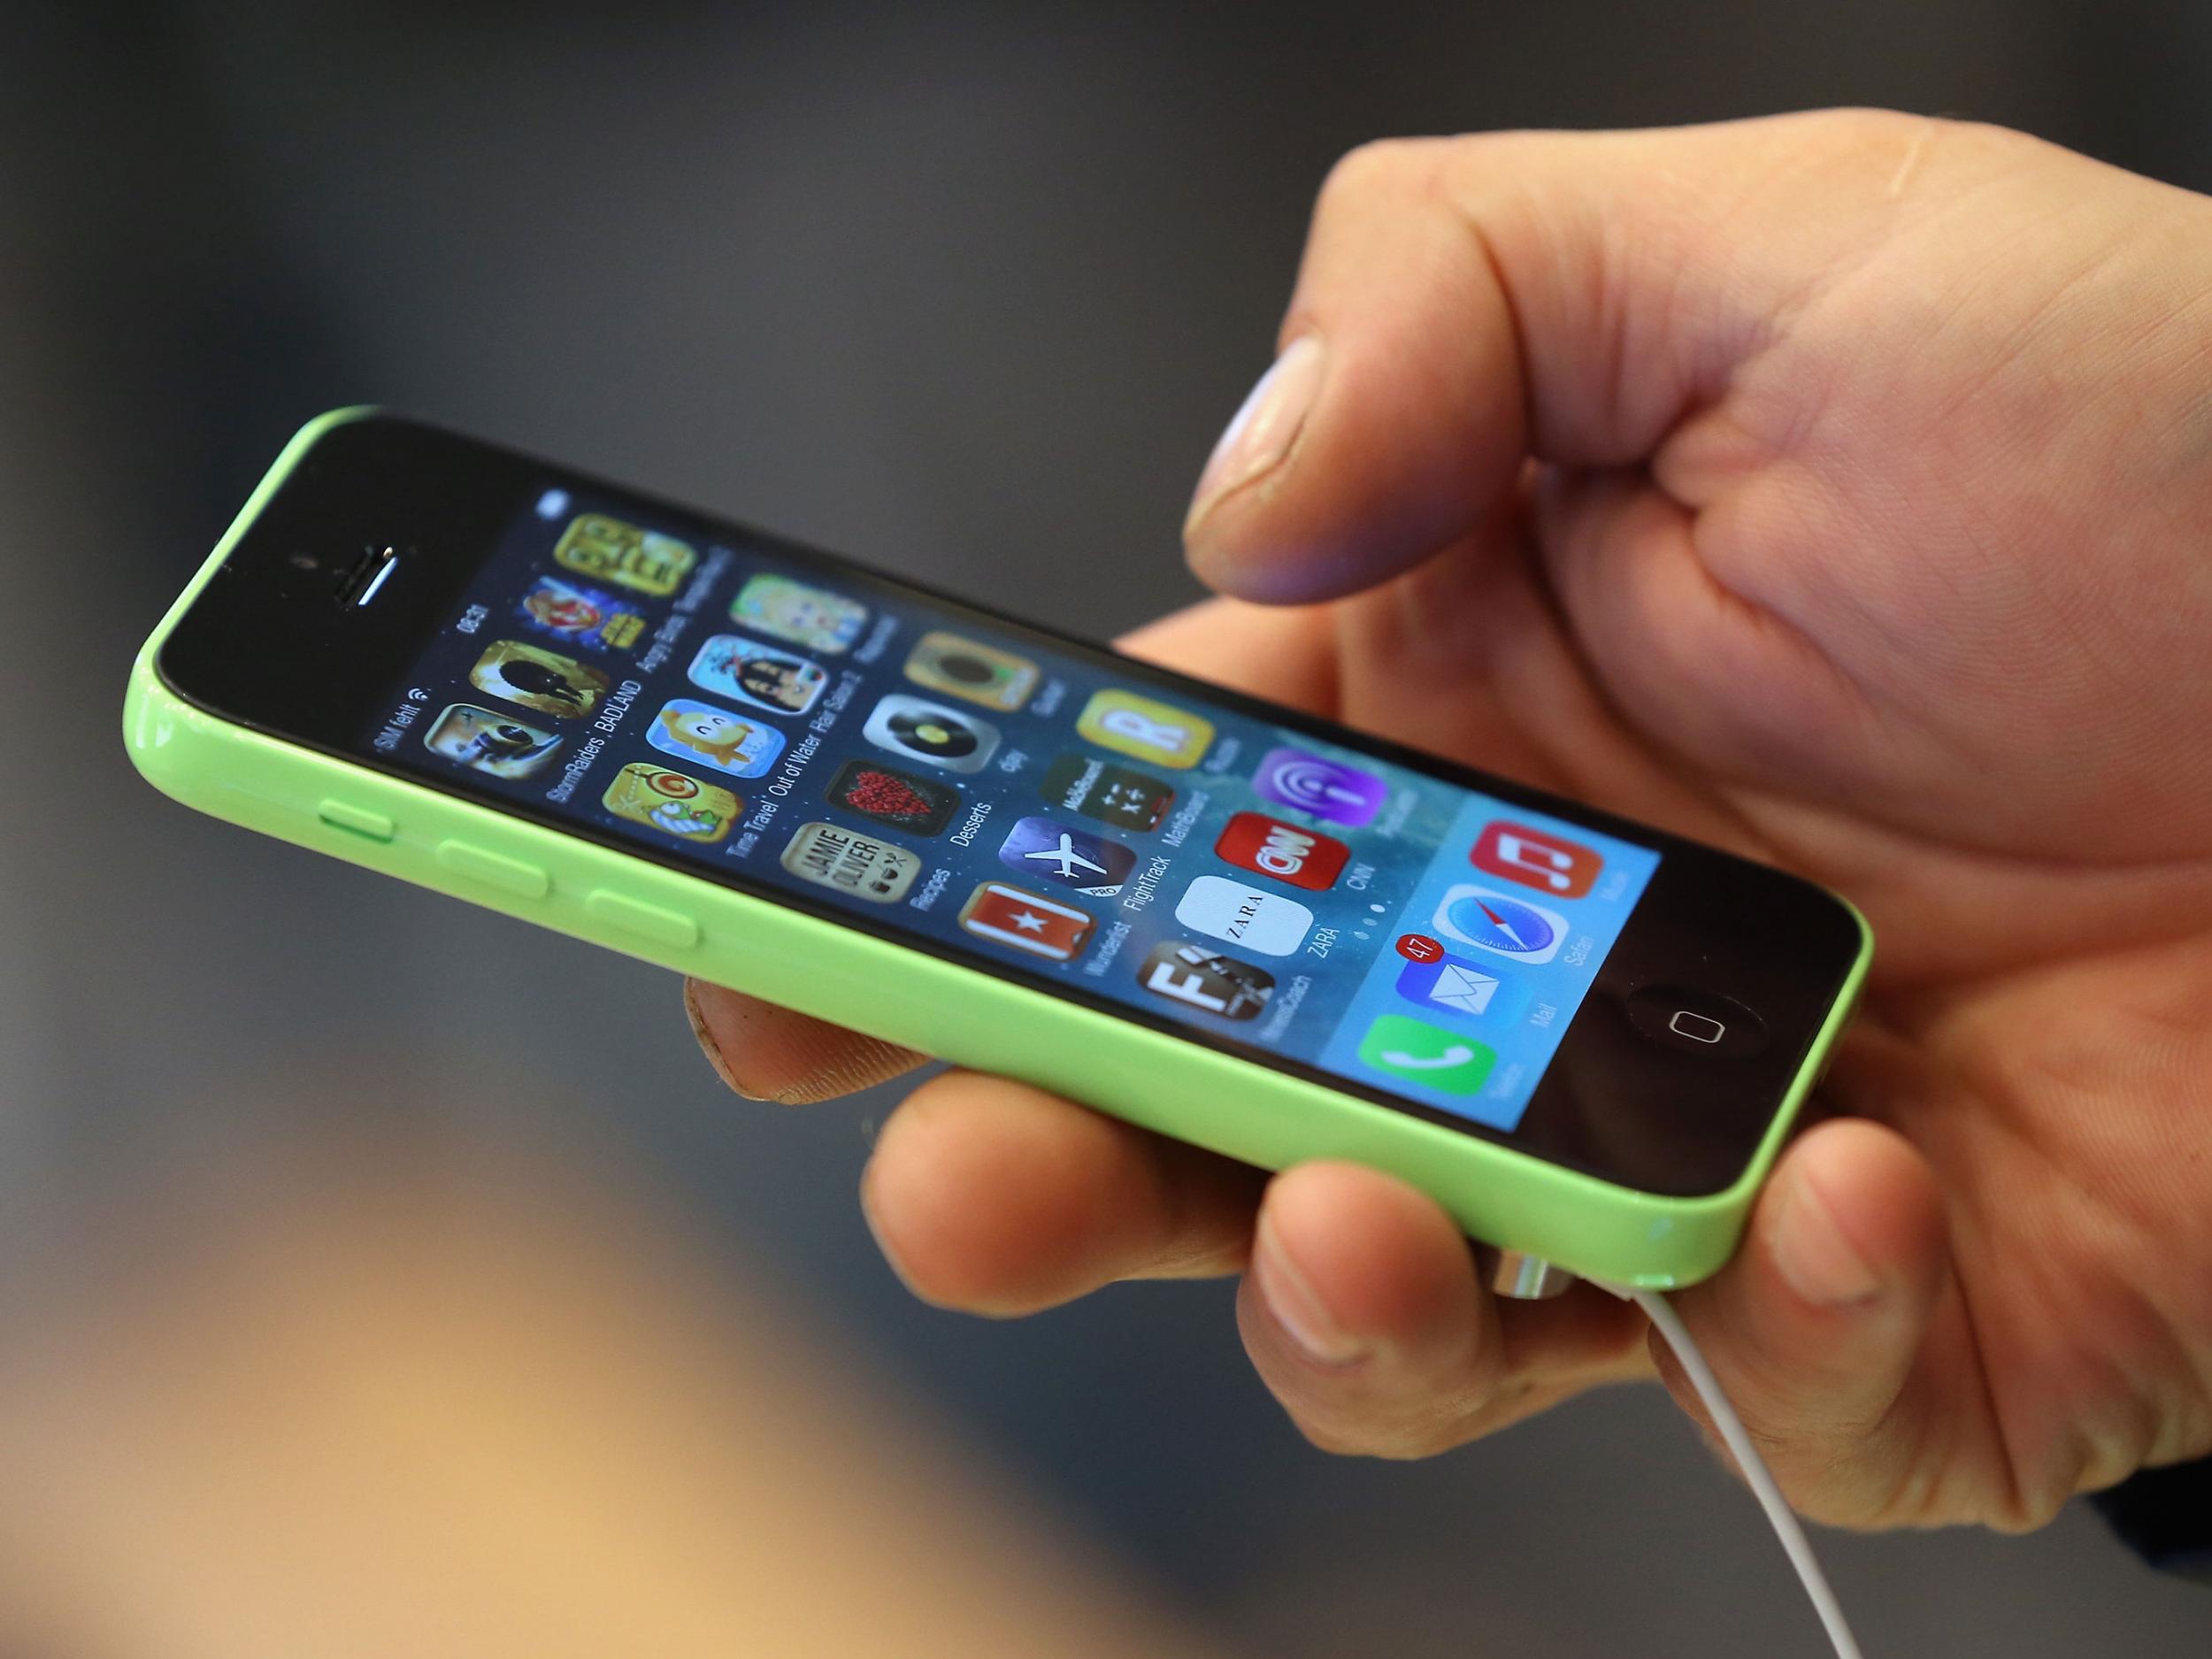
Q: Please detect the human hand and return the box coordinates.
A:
[687,110,2212,1529]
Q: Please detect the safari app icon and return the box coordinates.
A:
[1432,884,1568,964]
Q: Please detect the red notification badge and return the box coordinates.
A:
[1395,933,1444,964]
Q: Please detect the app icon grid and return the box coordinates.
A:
[386,486,1662,1134]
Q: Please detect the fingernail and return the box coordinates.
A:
[1186,335,1325,538]
[1252,1215,1369,1367]
[1770,1170,1885,1308]
[682,980,766,1101]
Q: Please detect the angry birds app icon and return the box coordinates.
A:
[601,764,742,844]
[645,697,786,779]
[467,640,611,719]
[516,575,648,653]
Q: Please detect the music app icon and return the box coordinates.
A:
[1470,820,1602,899]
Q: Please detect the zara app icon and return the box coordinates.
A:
[1172,875,1313,957]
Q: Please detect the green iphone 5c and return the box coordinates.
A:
[124,410,1870,1289]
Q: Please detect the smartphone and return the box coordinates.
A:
[124,410,1870,1288]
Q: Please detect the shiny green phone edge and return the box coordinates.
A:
[121,406,1875,1290]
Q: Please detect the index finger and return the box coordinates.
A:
[1184,112,1955,603]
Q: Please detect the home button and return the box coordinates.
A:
[1669,1009,1727,1045]
[1626,985,1767,1059]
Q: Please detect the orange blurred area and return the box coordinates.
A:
[0,1124,1215,1658]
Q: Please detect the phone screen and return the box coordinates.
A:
[157,417,1863,1194]
[374,486,1661,1134]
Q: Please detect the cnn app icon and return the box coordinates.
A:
[1470,820,1601,900]
[1214,811,1349,891]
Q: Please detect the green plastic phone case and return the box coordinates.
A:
[123,408,1872,1289]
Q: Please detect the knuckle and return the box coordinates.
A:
[1808,104,1940,148]
[1790,108,2045,195]
[1284,1408,1372,1458]
[1316,135,1445,215]
[1284,1407,1476,1463]
[1277,1383,1494,1463]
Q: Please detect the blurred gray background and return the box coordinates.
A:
[5,1,2208,1652]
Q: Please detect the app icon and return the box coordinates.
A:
[516,574,648,652]
[552,512,697,597]
[957,881,1094,962]
[687,634,830,717]
[1251,747,1388,827]
[1135,941,1276,1020]
[601,764,742,843]
[1040,754,1174,831]
[1432,884,1569,964]
[1214,811,1348,891]
[423,703,562,778]
[1172,874,1313,957]
[1076,688,1214,770]
[645,697,787,778]
[780,821,922,902]
[903,631,1041,711]
[826,758,961,836]
[997,816,1138,896]
[861,693,1001,773]
[729,572,869,655]
[1356,1015,1496,1094]
[1471,820,1603,899]
[1395,954,1531,1025]
[468,640,610,719]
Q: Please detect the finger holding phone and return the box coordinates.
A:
[695,111,2212,1530]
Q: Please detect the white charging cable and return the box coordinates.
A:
[1609,1285,1868,1659]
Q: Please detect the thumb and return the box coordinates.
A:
[1181,111,1948,603]
[1661,1118,1952,1527]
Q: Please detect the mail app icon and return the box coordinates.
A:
[1429,963,1499,1014]
[1396,953,1525,1023]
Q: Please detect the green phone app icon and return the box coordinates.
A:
[1357,1014,1497,1094]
